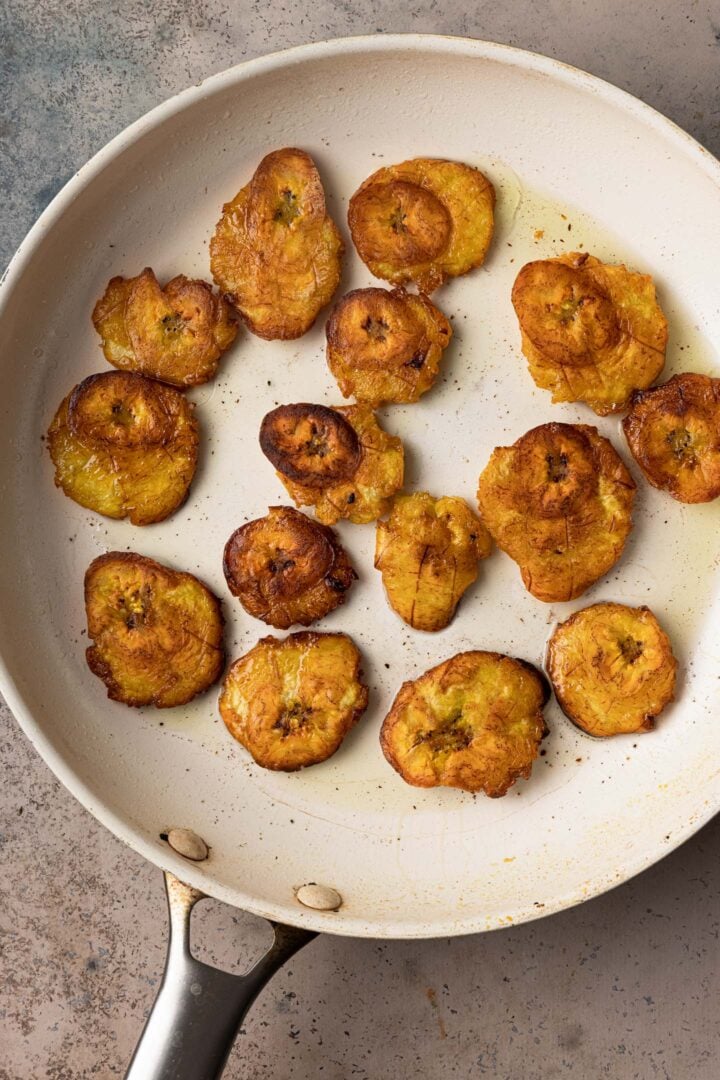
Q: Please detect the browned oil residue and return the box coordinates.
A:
[425,987,447,1039]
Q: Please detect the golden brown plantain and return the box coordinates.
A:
[92,268,238,387]
[381,651,549,796]
[512,252,668,415]
[47,371,199,525]
[622,372,720,503]
[223,506,357,629]
[260,402,404,525]
[547,602,677,736]
[219,631,368,770]
[348,158,495,293]
[84,552,224,708]
[375,492,492,631]
[477,422,635,603]
[325,287,452,406]
[209,147,343,339]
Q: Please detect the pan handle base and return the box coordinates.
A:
[124,871,317,1080]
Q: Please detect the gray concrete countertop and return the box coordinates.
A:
[2,3,720,1077]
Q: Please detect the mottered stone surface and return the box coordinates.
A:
[2,2,720,1077]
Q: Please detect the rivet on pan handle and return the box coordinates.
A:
[124,871,317,1080]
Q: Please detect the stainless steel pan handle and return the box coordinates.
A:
[124,872,316,1080]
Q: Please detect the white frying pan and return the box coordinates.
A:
[2,35,720,1079]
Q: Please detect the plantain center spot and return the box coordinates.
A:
[110,400,135,428]
[304,424,328,458]
[546,452,569,483]
[554,293,586,325]
[275,702,310,737]
[273,188,300,226]
[160,312,186,335]
[666,427,695,462]
[118,587,150,630]
[361,316,389,342]
[420,711,472,753]
[268,556,295,574]
[389,206,408,234]
[619,636,644,664]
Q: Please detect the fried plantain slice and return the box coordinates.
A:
[381,651,549,796]
[325,287,452,406]
[47,371,199,525]
[547,602,677,737]
[375,493,492,631]
[84,552,224,708]
[223,506,357,629]
[92,268,238,387]
[477,422,635,603]
[512,252,668,415]
[622,372,720,503]
[209,148,343,340]
[219,631,368,770]
[348,158,495,293]
[261,403,404,525]
[260,404,361,488]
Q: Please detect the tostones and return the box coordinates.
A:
[381,650,549,797]
[622,372,720,503]
[259,402,404,525]
[85,552,224,708]
[348,158,495,293]
[374,492,492,631]
[512,252,668,415]
[477,422,636,603]
[223,505,357,629]
[47,371,199,525]
[219,631,368,770]
[547,602,677,736]
[210,147,343,339]
[325,287,452,406]
[92,267,238,387]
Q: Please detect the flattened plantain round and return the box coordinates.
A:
[348,180,452,266]
[259,404,362,488]
[547,602,677,736]
[515,423,599,518]
[209,147,343,340]
[84,552,225,708]
[511,252,668,415]
[48,372,199,526]
[68,371,174,448]
[512,259,620,366]
[275,404,405,525]
[219,631,368,771]
[477,422,635,603]
[223,506,356,629]
[622,372,720,503]
[348,157,495,293]
[374,492,492,632]
[325,287,452,406]
[92,268,238,387]
[381,650,549,797]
